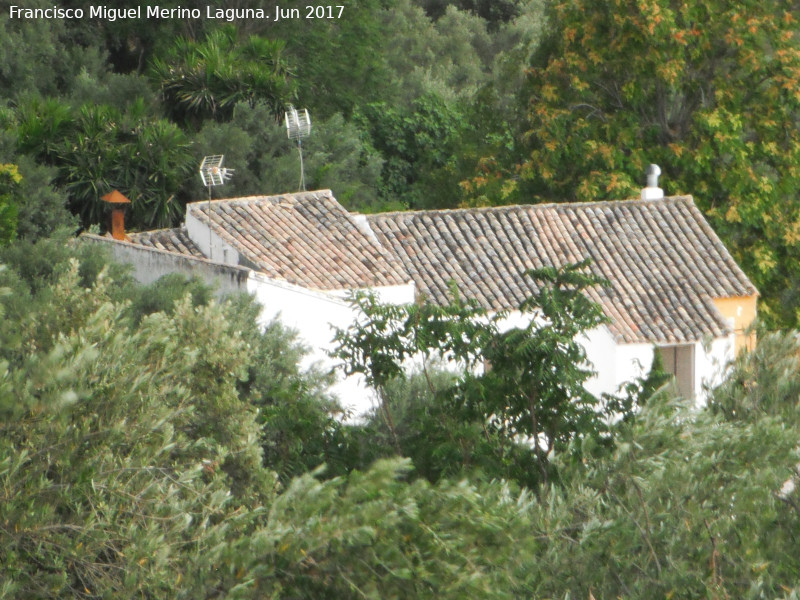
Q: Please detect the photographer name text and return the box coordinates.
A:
[7,5,345,22]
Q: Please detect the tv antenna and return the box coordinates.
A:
[199,155,234,259]
[285,105,311,191]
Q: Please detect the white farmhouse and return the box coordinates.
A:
[85,185,757,413]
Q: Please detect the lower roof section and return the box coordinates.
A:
[367,196,757,344]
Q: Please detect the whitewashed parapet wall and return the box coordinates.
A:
[81,233,250,295]
[81,233,415,416]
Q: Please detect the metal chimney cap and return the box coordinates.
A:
[642,164,664,200]
[101,190,131,205]
[646,164,661,187]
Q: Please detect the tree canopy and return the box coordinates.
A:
[514,0,800,327]
[332,262,613,487]
[3,242,800,597]
[151,27,296,126]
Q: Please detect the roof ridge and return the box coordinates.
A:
[186,188,409,290]
[128,226,187,237]
[366,195,694,219]
[187,189,335,208]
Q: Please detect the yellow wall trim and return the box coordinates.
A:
[712,295,758,354]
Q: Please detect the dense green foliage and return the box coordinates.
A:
[357,93,468,208]
[0,0,543,236]
[151,27,296,126]
[709,327,800,422]
[0,163,22,244]
[333,263,614,487]
[17,99,194,229]
[0,240,529,598]
[3,243,800,597]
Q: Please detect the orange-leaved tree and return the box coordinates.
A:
[517,0,800,327]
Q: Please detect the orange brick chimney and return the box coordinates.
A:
[101,190,131,241]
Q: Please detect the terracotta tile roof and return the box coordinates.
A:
[127,227,205,258]
[367,196,757,344]
[190,190,409,290]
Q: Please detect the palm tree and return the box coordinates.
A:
[151,26,297,127]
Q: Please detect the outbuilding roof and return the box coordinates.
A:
[367,196,756,344]
[188,190,409,290]
[127,227,205,258]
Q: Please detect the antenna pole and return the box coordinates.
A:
[285,106,311,192]
[198,155,233,261]
[297,139,305,191]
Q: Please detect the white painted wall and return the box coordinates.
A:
[584,329,735,407]
[248,264,733,414]
[246,272,381,417]
[693,333,735,405]
[587,333,734,407]
[81,234,250,296]
[495,310,657,402]
[613,342,656,395]
[247,276,414,418]
[327,282,416,305]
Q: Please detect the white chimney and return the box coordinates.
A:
[641,164,664,200]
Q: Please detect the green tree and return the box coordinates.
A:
[415,0,523,27]
[515,0,800,327]
[0,163,22,246]
[4,237,800,598]
[0,238,540,599]
[151,26,296,126]
[0,150,73,245]
[333,262,611,486]
[351,364,546,486]
[708,328,800,423]
[276,0,393,119]
[376,0,494,105]
[0,0,107,99]
[193,104,384,212]
[344,0,544,210]
[0,235,350,486]
[0,255,272,597]
[473,262,611,483]
[507,333,800,597]
[226,458,537,599]
[358,93,469,209]
[457,0,546,207]
[16,98,194,229]
[10,156,74,241]
[513,393,800,598]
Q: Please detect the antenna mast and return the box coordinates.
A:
[285,105,312,191]
[199,155,234,259]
